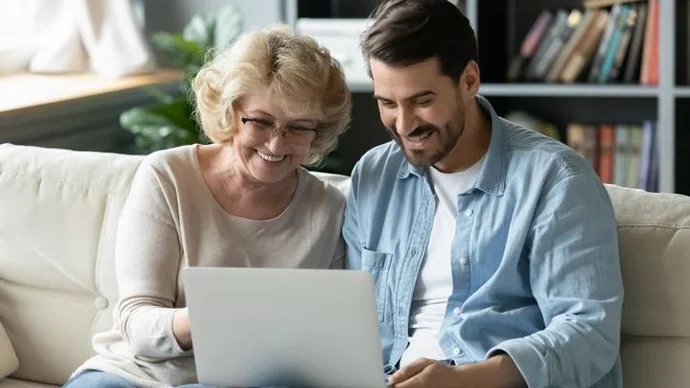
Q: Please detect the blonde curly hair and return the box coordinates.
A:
[192,24,351,166]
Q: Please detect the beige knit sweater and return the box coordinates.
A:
[73,145,345,387]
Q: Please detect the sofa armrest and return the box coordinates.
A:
[0,321,18,378]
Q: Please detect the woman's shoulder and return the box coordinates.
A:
[141,145,196,171]
[130,145,200,197]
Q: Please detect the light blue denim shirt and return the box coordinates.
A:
[343,96,623,388]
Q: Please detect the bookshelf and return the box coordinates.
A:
[289,0,686,194]
[470,0,680,194]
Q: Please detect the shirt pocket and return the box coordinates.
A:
[361,247,391,322]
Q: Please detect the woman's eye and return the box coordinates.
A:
[255,120,273,129]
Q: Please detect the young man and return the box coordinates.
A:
[343,1,624,387]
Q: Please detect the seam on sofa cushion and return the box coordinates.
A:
[93,195,110,309]
[0,166,131,198]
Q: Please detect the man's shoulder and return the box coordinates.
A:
[501,118,594,183]
[353,141,406,180]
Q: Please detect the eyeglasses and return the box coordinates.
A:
[240,116,317,144]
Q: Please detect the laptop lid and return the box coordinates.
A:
[184,267,387,388]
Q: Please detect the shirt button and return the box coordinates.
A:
[459,257,468,266]
[453,347,461,355]
[465,209,473,217]
[410,248,418,256]
[453,307,461,316]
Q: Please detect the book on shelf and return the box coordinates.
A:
[640,0,658,85]
[507,0,658,85]
[585,0,642,7]
[527,10,583,81]
[557,10,609,83]
[507,10,553,82]
[504,111,561,141]
[545,10,596,83]
[566,121,658,191]
[623,3,647,83]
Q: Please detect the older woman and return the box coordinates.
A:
[64,24,351,388]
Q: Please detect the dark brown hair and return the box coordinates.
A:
[361,0,478,84]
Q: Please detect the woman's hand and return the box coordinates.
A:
[172,307,193,351]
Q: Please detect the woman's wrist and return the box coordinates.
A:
[172,308,192,351]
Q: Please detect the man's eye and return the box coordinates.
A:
[416,99,432,106]
[379,100,396,108]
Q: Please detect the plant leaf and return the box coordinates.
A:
[183,13,216,52]
[150,98,197,132]
[120,107,174,130]
[214,5,243,52]
[151,32,205,66]
[140,86,175,104]
[121,106,199,153]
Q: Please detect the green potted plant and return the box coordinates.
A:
[120,5,243,153]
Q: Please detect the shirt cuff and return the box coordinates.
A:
[486,338,549,388]
[166,309,194,357]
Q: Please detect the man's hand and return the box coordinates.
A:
[387,358,461,388]
[387,354,525,388]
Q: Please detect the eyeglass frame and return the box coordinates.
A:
[240,116,319,143]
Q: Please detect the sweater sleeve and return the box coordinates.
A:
[114,160,191,359]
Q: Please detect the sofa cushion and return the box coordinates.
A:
[0,378,58,388]
[605,184,690,337]
[605,184,690,388]
[0,144,143,385]
[0,321,18,379]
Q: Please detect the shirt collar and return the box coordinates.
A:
[396,95,507,196]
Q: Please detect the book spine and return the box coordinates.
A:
[608,6,638,82]
[623,4,647,83]
[561,10,609,83]
[589,4,623,82]
[599,6,631,83]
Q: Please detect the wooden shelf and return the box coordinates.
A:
[479,83,659,97]
[675,87,690,97]
[347,81,659,98]
[0,69,183,115]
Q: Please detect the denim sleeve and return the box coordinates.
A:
[487,173,623,388]
[343,162,363,271]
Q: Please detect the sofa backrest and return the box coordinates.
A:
[0,144,143,384]
[605,184,690,388]
[0,144,689,387]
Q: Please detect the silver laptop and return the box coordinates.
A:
[184,267,387,388]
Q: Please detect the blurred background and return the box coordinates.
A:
[0,0,686,195]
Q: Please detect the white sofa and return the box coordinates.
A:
[0,143,688,388]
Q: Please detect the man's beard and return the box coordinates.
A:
[387,109,465,167]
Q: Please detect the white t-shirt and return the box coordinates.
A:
[400,157,484,367]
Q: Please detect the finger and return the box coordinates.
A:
[388,358,434,386]
[392,365,433,388]
[393,372,425,388]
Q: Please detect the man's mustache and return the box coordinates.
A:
[392,125,436,138]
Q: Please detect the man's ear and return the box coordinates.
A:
[459,60,480,97]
